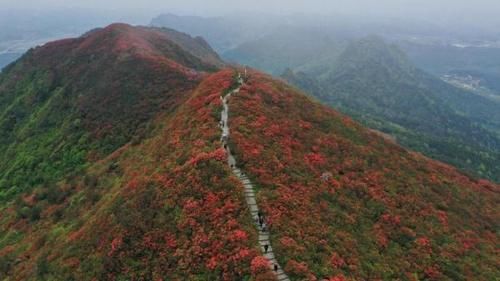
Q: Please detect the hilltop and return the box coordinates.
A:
[0,23,223,201]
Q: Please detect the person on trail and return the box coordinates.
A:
[264,244,269,253]
[224,144,227,149]
[274,264,278,272]
[258,211,263,219]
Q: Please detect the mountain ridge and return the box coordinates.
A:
[0,24,498,280]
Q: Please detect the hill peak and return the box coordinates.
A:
[337,36,413,73]
[31,23,223,73]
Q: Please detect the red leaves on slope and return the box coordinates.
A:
[187,147,227,166]
[230,229,249,242]
[226,69,499,279]
[108,236,123,257]
[330,252,346,269]
[250,256,270,275]
[328,275,347,281]
[285,260,310,277]
[305,152,327,166]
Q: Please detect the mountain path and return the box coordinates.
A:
[220,73,290,281]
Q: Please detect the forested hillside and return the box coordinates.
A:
[0,23,222,202]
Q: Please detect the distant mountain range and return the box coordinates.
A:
[0,22,498,280]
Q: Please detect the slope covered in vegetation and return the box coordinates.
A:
[230,69,499,280]
[0,69,273,280]
[0,23,222,202]
[0,24,498,281]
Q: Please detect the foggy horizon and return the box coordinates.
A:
[3,0,500,29]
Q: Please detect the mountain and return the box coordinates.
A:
[0,8,130,71]
[0,23,222,201]
[283,36,500,182]
[0,24,498,281]
[223,28,347,75]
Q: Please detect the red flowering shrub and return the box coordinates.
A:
[251,256,270,275]
[415,237,431,247]
[330,252,346,269]
[328,275,347,281]
[305,152,327,166]
[285,260,310,277]
[230,229,249,242]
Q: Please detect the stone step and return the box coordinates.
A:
[220,91,290,281]
[246,197,256,204]
[277,274,289,281]
[264,253,276,260]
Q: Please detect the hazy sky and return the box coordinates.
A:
[3,0,500,26]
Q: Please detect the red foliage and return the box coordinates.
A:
[285,260,310,276]
[187,147,227,165]
[227,69,499,280]
[436,210,449,227]
[251,256,270,275]
[330,252,346,269]
[305,152,327,166]
[230,229,249,242]
[328,275,347,281]
[108,236,123,257]
[424,265,442,280]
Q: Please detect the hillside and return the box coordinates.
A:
[0,25,498,281]
[0,23,223,202]
[283,37,500,182]
[230,70,499,280]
